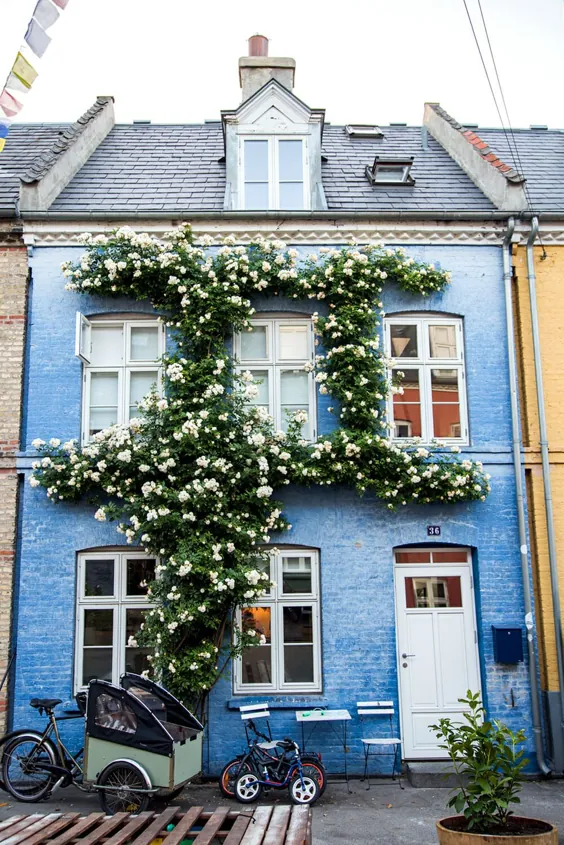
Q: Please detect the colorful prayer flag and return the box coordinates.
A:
[0,139,6,153]
[0,89,23,118]
[6,73,29,95]
[32,0,60,30]
[0,123,10,139]
[12,52,38,88]
[24,18,52,58]
[51,0,70,7]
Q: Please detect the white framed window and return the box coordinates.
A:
[385,315,468,444]
[240,137,309,210]
[234,317,316,440]
[235,549,322,694]
[76,315,165,443]
[75,551,156,692]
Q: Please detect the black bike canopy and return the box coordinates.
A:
[120,673,203,732]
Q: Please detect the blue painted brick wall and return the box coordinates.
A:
[13,242,537,775]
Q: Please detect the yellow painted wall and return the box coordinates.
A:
[514,245,564,691]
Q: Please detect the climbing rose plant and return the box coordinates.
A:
[30,225,490,709]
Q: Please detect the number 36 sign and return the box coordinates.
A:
[427,525,441,536]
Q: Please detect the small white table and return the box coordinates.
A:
[296,708,352,789]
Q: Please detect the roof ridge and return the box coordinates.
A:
[21,97,114,184]
[427,103,525,184]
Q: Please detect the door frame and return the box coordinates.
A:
[394,546,482,759]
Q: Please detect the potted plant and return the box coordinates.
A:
[431,691,557,843]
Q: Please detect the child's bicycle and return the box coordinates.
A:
[234,736,322,805]
[219,717,326,803]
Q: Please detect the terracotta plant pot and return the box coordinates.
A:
[436,816,557,845]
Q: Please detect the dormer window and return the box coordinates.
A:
[345,124,384,139]
[241,137,309,210]
[366,157,415,185]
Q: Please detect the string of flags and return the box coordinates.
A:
[0,0,70,153]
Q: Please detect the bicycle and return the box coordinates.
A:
[219,718,327,800]
[234,737,322,805]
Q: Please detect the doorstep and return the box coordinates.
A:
[405,760,466,788]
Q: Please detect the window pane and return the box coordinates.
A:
[245,182,269,210]
[242,607,271,641]
[84,609,113,646]
[130,326,159,361]
[390,325,418,358]
[283,606,313,643]
[95,692,137,733]
[279,182,304,210]
[431,369,461,438]
[375,166,406,182]
[129,371,157,418]
[404,576,462,608]
[126,559,156,595]
[244,140,268,181]
[256,557,272,594]
[90,372,119,405]
[392,368,421,438]
[82,649,112,686]
[242,646,272,684]
[282,557,312,594]
[279,140,303,181]
[281,370,309,404]
[429,325,457,359]
[90,325,123,366]
[279,325,308,360]
[247,370,269,406]
[84,559,114,597]
[125,608,151,675]
[240,326,267,360]
[284,645,314,683]
[395,551,431,564]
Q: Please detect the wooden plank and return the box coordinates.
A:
[0,819,26,838]
[73,812,130,845]
[262,806,291,845]
[128,806,178,845]
[160,807,203,845]
[0,814,60,845]
[284,807,310,845]
[192,807,230,845]
[104,812,155,845]
[240,807,273,845]
[223,813,253,845]
[16,814,80,845]
[48,813,106,845]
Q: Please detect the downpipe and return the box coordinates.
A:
[526,218,564,751]
[503,217,551,774]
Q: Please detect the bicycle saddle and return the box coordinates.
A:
[30,698,62,710]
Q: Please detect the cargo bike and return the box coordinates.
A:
[1,673,204,814]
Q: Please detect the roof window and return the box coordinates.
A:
[366,156,415,185]
[345,124,384,139]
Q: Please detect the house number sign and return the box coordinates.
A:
[427,525,441,536]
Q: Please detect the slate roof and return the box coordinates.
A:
[1,115,563,214]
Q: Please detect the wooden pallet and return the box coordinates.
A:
[0,805,312,845]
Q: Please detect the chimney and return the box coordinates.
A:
[239,35,296,102]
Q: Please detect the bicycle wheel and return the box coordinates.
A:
[234,772,262,804]
[288,771,320,805]
[2,732,57,802]
[300,758,328,796]
[97,762,150,815]
[219,758,253,799]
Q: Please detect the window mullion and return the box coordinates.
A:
[271,138,278,210]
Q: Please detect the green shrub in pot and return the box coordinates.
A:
[431,690,528,834]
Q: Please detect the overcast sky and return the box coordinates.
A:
[1,0,563,130]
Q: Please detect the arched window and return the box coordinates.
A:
[384,314,468,443]
[75,550,156,691]
[234,548,322,694]
[234,315,316,440]
[76,313,165,443]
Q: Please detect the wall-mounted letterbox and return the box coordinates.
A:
[492,625,524,664]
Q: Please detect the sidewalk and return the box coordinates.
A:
[0,779,563,844]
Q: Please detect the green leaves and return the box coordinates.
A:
[430,691,528,832]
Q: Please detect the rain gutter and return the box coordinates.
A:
[17,210,564,222]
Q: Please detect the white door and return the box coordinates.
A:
[395,553,481,758]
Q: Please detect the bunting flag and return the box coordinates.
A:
[0,0,71,155]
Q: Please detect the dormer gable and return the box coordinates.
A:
[221,49,326,212]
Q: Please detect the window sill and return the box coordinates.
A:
[227,696,328,710]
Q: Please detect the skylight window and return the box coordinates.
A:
[366,157,415,185]
[345,124,384,139]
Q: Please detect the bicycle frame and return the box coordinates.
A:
[18,711,87,790]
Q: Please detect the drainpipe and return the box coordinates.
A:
[527,218,564,755]
[503,217,550,774]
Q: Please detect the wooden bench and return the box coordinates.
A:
[0,805,312,845]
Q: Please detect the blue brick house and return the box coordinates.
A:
[5,39,547,776]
